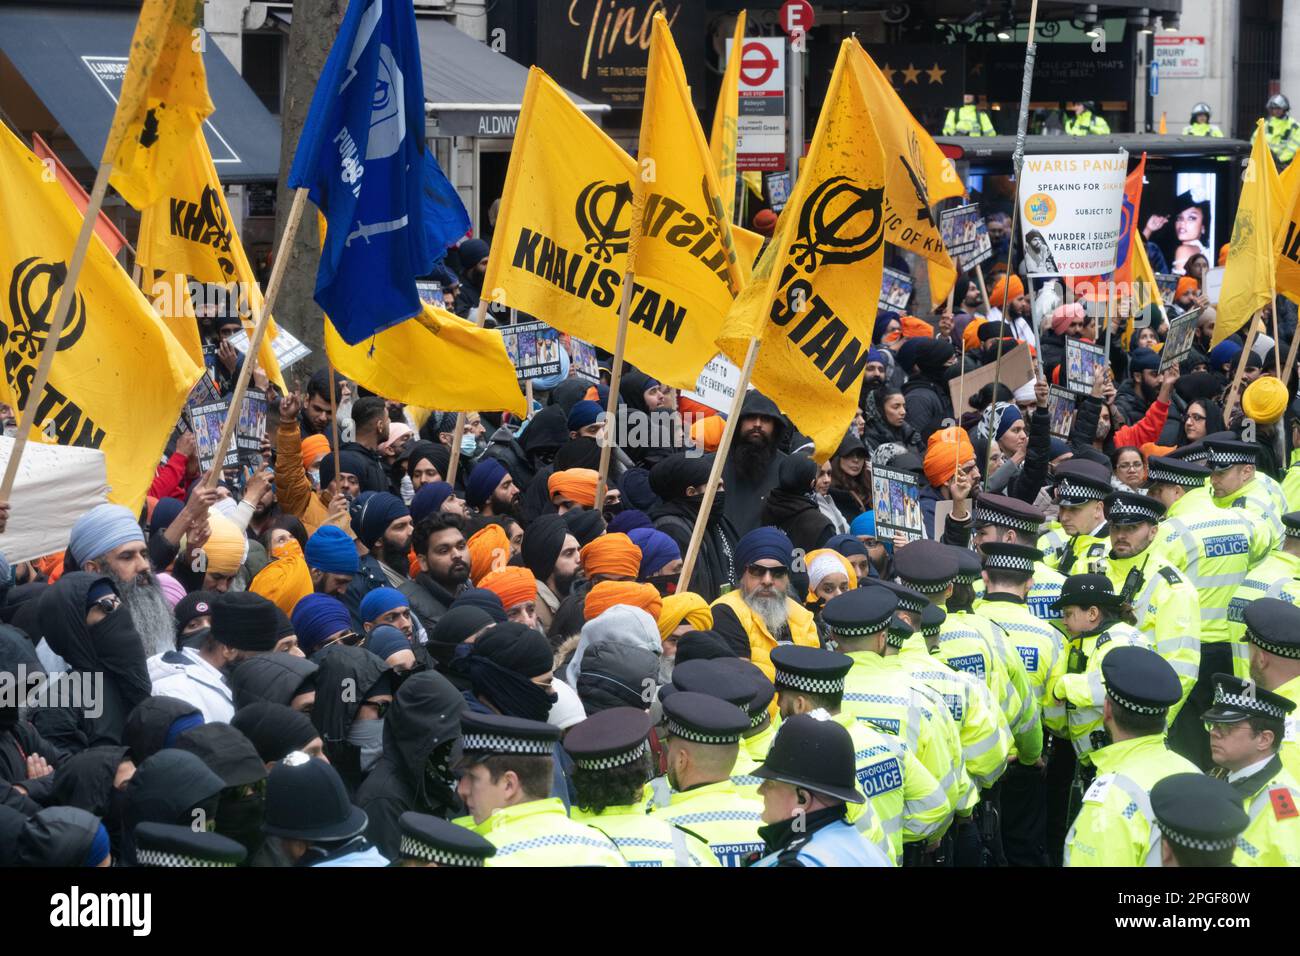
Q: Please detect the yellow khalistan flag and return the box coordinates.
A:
[137,129,285,393]
[717,39,887,460]
[1212,122,1279,348]
[106,0,214,209]
[709,11,746,226]
[0,124,201,512]
[324,305,525,415]
[485,67,744,391]
[1274,147,1300,304]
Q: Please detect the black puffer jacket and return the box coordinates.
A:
[228,652,319,711]
[354,670,465,860]
[760,456,833,554]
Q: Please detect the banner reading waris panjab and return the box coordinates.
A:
[1017,153,1128,276]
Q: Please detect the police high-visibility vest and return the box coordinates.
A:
[1183,121,1225,137]
[940,606,1041,762]
[1049,621,1152,760]
[711,589,819,682]
[943,104,996,137]
[1155,493,1255,646]
[894,640,1012,794]
[1274,675,1300,787]
[473,798,629,867]
[1064,734,1200,866]
[1227,757,1300,867]
[974,593,1067,737]
[571,803,721,867]
[1283,449,1300,512]
[1037,522,1070,567]
[731,718,779,796]
[748,813,895,867]
[1215,474,1287,553]
[1266,115,1300,164]
[1226,551,1300,679]
[1101,548,1201,719]
[1050,531,1110,576]
[1065,110,1111,135]
[841,649,969,813]
[831,711,952,856]
[650,779,765,867]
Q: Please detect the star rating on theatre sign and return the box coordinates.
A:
[879,62,946,86]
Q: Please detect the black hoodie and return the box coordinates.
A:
[722,391,791,537]
[228,652,319,711]
[761,455,834,554]
[354,670,465,859]
[16,806,103,866]
[0,627,64,809]
[123,696,202,765]
[122,749,224,864]
[311,645,392,794]
[40,745,130,860]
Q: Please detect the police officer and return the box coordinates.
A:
[563,707,720,866]
[943,93,996,136]
[1283,399,1300,510]
[749,713,893,866]
[969,493,1065,629]
[650,691,766,866]
[394,812,496,867]
[1201,673,1300,866]
[824,586,969,823]
[1241,599,1300,784]
[1042,462,1112,575]
[770,643,952,863]
[715,657,780,788]
[455,712,627,867]
[1225,511,1300,686]
[975,542,1066,866]
[132,822,247,868]
[660,659,772,797]
[1150,774,1250,867]
[1064,646,1199,866]
[1100,491,1202,725]
[1184,102,1225,137]
[1265,94,1300,166]
[1064,100,1110,136]
[1206,438,1287,552]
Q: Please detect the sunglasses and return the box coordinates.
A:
[92,595,122,616]
[745,564,789,580]
[322,631,363,650]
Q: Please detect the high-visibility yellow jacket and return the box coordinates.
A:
[471,798,628,867]
[1183,121,1225,137]
[571,803,720,867]
[730,718,780,797]
[1214,474,1287,553]
[1275,675,1300,784]
[1064,734,1199,866]
[1265,115,1300,164]
[1048,620,1152,761]
[1224,756,1300,867]
[971,562,1066,632]
[1066,110,1111,135]
[974,593,1068,738]
[943,104,996,136]
[1283,449,1300,512]
[649,779,766,867]
[1154,492,1255,646]
[1226,551,1300,679]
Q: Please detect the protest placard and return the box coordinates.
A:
[1064,339,1107,393]
[189,400,238,473]
[871,467,924,543]
[0,437,108,564]
[1047,386,1078,440]
[938,203,993,272]
[682,354,744,414]
[229,325,312,371]
[948,343,1035,413]
[878,267,913,313]
[236,389,268,466]
[1017,152,1128,275]
[1160,307,1202,373]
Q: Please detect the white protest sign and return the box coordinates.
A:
[0,437,109,564]
[682,354,745,413]
[1017,152,1128,275]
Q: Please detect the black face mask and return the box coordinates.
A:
[216,791,265,859]
[180,626,210,651]
[422,740,459,810]
[645,573,678,598]
[602,500,625,521]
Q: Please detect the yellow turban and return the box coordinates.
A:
[201,514,248,576]
[656,592,713,641]
[1242,375,1288,426]
[250,538,314,617]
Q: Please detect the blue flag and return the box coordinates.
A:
[288,0,435,344]
[421,149,471,260]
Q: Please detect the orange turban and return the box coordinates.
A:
[1140,442,1176,460]
[690,414,726,453]
[1218,243,1229,267]
[962,317,987,353]
[250,538,313,617]
[923,426,975,488]
[479,566,538,611]
[580,532,642,580]
[584,580,663,622]
[301,434,331,469]
[1175,276,1198,299]
[899,315,933,339]
[467,524,510,584]
[989,274,1024,308]
[584,385,601,402]
[548,468,599,507]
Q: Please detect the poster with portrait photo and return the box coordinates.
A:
[236,389,268,466]
[1064,339,1106,393]
[189,400,238,473]
[1136,170,1218,277]
[871,467,924,543]
[1159,307,1202,373]
[1155,273,1179,307]
[878,268,914,313]
[1029,274,1066,337]
[1047,386,1078,440]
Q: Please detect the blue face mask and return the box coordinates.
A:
[460,434,478,456]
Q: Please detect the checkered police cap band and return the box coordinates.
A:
[974,503,1038,533]
[897,576,951,594]
[1212,685,1290,720]
[773,668,845,695]
[1160,827,1238,853]
[1285,523,1300,540]
[1245,627,1300,660]
[1146,465,1203,487]
[954,569,980,584]
[663,717,741,745]
[1207,448,1254,468]
[920,623,942,637]
[884,631,908,649]
[983,551,1035,573]
[135,849,236,867]
[1105,686,1169,715]
[1184,447,1209,464]
[462,732,554,755]
[1057,480,1107,502]
[399,836,484,867]
[572,737,650,771]
[748,710,767,728]
[1107,499,1159,524]
[830,613,894,637]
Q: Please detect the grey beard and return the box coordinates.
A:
[657,654,675,685]
[742,590,789,639]
[119,574,177,656]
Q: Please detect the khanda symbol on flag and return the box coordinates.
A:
[575,180,634,263]
[785,177,887,274]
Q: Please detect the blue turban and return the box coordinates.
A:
[1049,438,1071,460]
[735,527,794,570]
[68,503,144,567]
[619,467,659,512]
[1129,347,1160,373]
[607,509,652,534]
[566,400,604,432]
[411,481,455,524]
[466,458,508,509]
[149,497,185,535]
[83,823,112,868]
[450,586,507,623]
[359,586,409,625]
[849,512,876,537]
[365,624,411,661]
[348,491,377,539]
[358,492,409,548]
[458,237,490,269]
[1209,339,1243,370]
[533,346,571,391]
[291,594,354,653]
[304,526,359,575]
[628,527,682,578]
[162,711,204,749]
[826,533,869,559]
[867,348,887,365]
[977,402,1023,443]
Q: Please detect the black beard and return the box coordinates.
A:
[492,493,522,519]
[734,433,776,473]
[432,561,470,591]
[380,540,412,575]
[552,569,579,598]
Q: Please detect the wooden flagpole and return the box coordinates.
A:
[594,273,635,512]
[1224,312,1263,422]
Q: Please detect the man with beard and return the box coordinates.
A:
[150,592,282,722]
[300,367,342,439]
[69,503,176,658]
[1115,348,1164,424]
[709,528,819,680]
[304,526,358,598]
[899,337,957,440]
[721,392,789,537]
[401,513,470,631]
[466,458,521,519]
[341,397,393,494]
[649,453,739,602]
[452,238,506,323]
[521,514,583,634]
[344,492,414,629]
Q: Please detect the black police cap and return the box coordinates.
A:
[1101,645,1182,714]
[1283,511,1300,539]
[950,546,983,584]
[1200,673,1296,723]
[1243,598,1300,660]
[1203,439,1257,471]
[1052,573,1123,611]
[874,580,929,615]
[563,706,652,770]
[822,585,899,636]
[973,493,1045,534]
[661,691,748,744]
[752,713,864,804]
[1146,455,1209,488]
[460,712,562,756]
[770,644,853,696]
[980,542,1042,574]
[1054,461,1112,505]
[133,822,247,867]
[1150,774,1249,854]
[398,812,496,866]
[919,602,946,637]
[712,657,776,722]
[893,540,959,592]
[664,659,754,710]
[1104,490,1165,526]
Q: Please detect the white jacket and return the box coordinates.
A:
[148,647,235,724]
